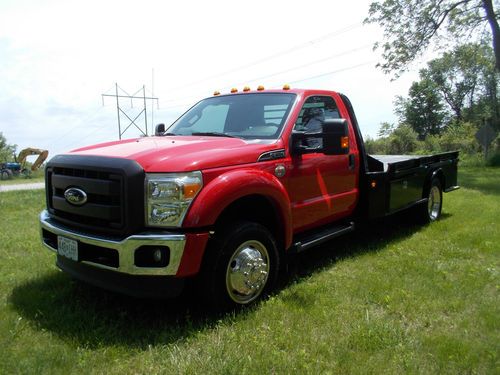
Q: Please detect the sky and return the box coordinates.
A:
[0,0,425,159]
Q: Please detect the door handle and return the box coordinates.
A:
[348,154,355,170]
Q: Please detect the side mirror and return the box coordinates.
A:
[290,118,350,155]
[155,123,165,136]
[322,119,349,155]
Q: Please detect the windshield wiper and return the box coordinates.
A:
[191,132,239,138]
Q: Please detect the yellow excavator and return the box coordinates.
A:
[17,148,49,172]
[1,148,49,180]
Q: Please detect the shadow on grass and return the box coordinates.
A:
[10,212,448,349]
[285,212,437,281]
[10,273,228,349]
[458,167,500,196]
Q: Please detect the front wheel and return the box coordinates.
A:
[201,221,280,309]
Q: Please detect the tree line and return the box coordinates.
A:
[365,0,500,165]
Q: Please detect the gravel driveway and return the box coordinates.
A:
[0,182,45,192]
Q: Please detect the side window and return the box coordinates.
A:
[294,96,340,131]
[294,96,340,148]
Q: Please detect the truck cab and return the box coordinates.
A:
[40,87,459,308]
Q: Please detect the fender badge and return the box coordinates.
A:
[274,164,286,178]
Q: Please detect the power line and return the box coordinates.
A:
[289,61,377,84]
[50,105,107,148]
[158,44,372,110]
[158,60,376,112]
[229,44,372,88]
[166,23,363,93]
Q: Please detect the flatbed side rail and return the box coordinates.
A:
[364,151,459,219]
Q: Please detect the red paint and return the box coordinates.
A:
[175,232,210,277]
[67,89,360,276]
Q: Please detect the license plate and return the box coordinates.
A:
[57,236,78,261]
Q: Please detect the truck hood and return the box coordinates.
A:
[69,136,284,172]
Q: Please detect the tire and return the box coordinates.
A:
[1,170,12,180]
[21,168,31,178]
[201,221,280,309]
[416,177,442,224]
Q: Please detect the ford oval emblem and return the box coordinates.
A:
[64,187,87,206]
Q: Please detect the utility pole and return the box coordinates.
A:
[102,83,159,140]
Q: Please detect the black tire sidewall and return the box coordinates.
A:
[204,221,280,309]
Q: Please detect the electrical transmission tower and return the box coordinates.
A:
[102,83,159,139]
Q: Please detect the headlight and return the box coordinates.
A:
[145,171,203,227]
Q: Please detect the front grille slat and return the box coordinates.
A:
[52,197,121,221]
[45,155,145,237]
[52,174,121,196]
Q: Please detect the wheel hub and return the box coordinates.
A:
[428,185,441,220]
[226,241,269,303]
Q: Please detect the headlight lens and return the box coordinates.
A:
[145,171,203,227]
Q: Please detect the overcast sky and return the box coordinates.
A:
[0,0,424,159]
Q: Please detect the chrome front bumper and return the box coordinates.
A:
[39,210,186,276]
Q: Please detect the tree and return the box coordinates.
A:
[425,43,491,119]
[395,78,447,139]
[0,132,17,162]
[388,124,420,154]
[377,121,395,137]
[365,0,500,76]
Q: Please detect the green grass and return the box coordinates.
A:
[0,170,44,185]
[0,167,498,374]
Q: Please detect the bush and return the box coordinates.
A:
[388,124,419,154]
[487,151,500,166]
[438,122,480,153]
[420,134,442,154]
[365,136,390,154]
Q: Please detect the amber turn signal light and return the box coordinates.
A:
[341,136,349,149]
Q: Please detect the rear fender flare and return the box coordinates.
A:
[424,168,444,196]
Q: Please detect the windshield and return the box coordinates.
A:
[166,93,296,139]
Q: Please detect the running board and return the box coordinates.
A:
[291,222,355,253]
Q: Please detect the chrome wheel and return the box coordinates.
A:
[225,240,270,304]
[428,184,442,220]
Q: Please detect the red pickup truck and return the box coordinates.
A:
[40,87,459,308]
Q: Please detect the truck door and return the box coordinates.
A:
[287,95,359,232]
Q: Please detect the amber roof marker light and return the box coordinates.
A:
[257,85,265,91]
[230,88,238,93]
[283,84,291,90]
[243,86,251,92]
[213,90,221,96]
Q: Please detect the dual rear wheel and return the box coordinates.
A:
[416,177,443,223]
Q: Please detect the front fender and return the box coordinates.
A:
[183,169,293,248]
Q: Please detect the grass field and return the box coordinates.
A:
[0,167,498,374]
[0,170,44,185]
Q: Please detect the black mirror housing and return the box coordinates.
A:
[290,118,350,156]
[322,119,349,155]
[155,123,166,136]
